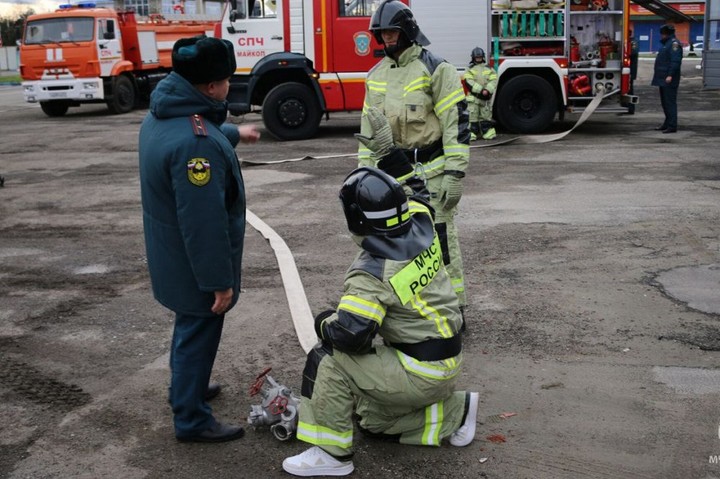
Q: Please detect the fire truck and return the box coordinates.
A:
[222,0,693,139]
[19,2,216,117]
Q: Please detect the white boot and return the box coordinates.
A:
[450,392,479,447]
[282,446,354,477]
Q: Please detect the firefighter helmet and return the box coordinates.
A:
[340,167,411,237]
[471,47,485,63]
[369,0,430,47]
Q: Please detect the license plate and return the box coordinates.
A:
[49,92,67,98]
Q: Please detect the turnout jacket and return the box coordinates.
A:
[139,72,245,316]
[358,44,470,180]
[317,202,463,380]
[463,62,498,103]
[652,34,682,88]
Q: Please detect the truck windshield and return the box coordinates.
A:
[24,17,94,45]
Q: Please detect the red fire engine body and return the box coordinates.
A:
[19,3,215,116]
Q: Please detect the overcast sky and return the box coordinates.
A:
[1,0,64,17]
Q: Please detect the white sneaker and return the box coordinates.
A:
[450,392,479,447]
[282,446,355,477]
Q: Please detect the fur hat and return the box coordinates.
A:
[660,24,675,35]
[172,35,236,84]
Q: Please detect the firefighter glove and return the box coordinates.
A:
[480,89,492,100]
[440,174,463,210]
[354,106,394,157]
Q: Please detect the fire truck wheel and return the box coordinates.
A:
[107,76,136,115]
[262,82,321,141]
[496,74,557,134]
[40,101,69,117]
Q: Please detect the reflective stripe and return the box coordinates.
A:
[410,295,453,338]
[387,211,410,227]
[422,401,444,446]
[451,278,465,294]
[404,75,431,95]
[364,202,408,220]
[297,421,353,448]
[338,295,386,324]
[416,156,446,178]
[408,201,432,216]
[443,144,469,157]
[367,80,387,93]
[358,146,372,161]
[395,349,462,380]
[435,88,465,115]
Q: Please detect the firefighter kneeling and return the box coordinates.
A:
[464,47,498,140]
[282,167,479,477]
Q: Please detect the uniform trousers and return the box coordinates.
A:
[659,86,678,130]
[170,311,224,437]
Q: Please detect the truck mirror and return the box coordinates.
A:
[229,0,246,21]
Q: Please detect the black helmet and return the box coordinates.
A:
[660,24,675,35]
[340,167,411,237]
[471,46,485,63]
[369,0,430,47]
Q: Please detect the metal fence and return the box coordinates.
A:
[0,47,19,71]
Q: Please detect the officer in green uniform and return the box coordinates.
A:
[651,24,682,133]
[357,0,471,315]
[463,47,498,140]
[139,36,260,443]
[282,167,479,477]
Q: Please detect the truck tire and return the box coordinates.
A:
[496,74,557,134]
[107,75,136,114]
[262,82,321,141]
[40,101,69,117]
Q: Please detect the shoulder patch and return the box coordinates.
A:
[671,41,681,51]
[187,158,211,186]
[190,114,208,137]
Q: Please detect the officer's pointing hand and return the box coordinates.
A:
[238,125,261,144]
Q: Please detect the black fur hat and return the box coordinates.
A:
[172,35,236,84]
[660,24,676,35]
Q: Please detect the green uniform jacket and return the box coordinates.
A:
[139,72,245,317]
[317,202,463,380]
[358,44,470,179]
[463,62,498,104]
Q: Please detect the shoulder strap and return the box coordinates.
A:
[190,114,208,137]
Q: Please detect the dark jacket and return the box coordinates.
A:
[139,72,245,316]
[652,34,682,88]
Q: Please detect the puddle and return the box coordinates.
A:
[655,264,720,315]
[653,366,720,395]
[73,264,110,275]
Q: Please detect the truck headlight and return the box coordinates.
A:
[83,82,98,90]
[24,85,35,92]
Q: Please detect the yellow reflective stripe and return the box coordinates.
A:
[396,170,416,183]
[411,295,453,338]
[389,236,443,305]
[362,101,369,114]
[408,201,431,216]
[386,211,410,227]
[395,350,461,380]
[451,278,465,294]
[338,295,386,324]
[422,401,444,446]
[404,75,431,95]
[435,88,465,115]
[367,80,387,93]
[297,421,353,448]
[443,144,470,156]
[358,146,372,160]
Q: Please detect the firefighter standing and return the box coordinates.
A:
[651,24,682,133]
[463,47,498,140]
[282,167,479,477]
[357,0,470,314]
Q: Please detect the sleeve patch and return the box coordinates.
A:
[187,158,211,186]
[672,42,680,51]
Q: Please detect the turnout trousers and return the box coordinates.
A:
[297,344,467,458]
[427,174,466,306]
[170,311,224,437]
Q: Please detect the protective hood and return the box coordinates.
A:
[356,208,435,261]
[149,71,229,125]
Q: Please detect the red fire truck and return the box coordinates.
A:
[19,3,216,116]
[221,0,692,140]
